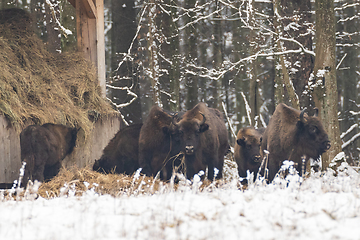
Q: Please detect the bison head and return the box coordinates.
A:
[162,113,184,147]
[297,108,331,159]
[236,135,262,163]
[174,113,209,155]
[93,158,116,174]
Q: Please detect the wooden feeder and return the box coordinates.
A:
[0,1,121,185]
[68,0,106,97]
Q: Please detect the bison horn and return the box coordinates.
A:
[172,117,179,127]
[170,113,181,127]
[313,108,319,117]
[199,112,206,125]
[300,108,307,123]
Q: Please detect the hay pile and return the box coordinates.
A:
[0,158,240,200]
[0,8,115,136]
[36,159,240,199]
[37,167,163,198]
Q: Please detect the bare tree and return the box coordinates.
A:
[311,0,341,169]
[168,0,181,112]
[109,0,142,125]
[184,0,198,110]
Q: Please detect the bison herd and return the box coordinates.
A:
[19,102,331,187]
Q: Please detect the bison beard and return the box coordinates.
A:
[234,126,265,184]
[261,103,331,182]
[138,106,184,181]
[93,124,142,175]
[173,102,229,180]
[20,123,77,187]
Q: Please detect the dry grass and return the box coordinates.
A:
[34,158,240,199]
[37,167,163,198]
[0,8,115,138]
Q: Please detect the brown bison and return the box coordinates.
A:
[93,124,142,175]
[234,126,265,183]
[172,102,229,180]
[261,103,331,181]
[138,106,184,180]
[20,123,78,187]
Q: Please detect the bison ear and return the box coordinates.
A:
[199,123,209,133]
[237,138,246,147]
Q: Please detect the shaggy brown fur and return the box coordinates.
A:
[138,106,184,180]
[173,103,229,180]
[93,124,142,175]
[20,123,77,187]
[261,103,330,181]
[234,126,265,183]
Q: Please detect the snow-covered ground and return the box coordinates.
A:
[1,162,360,240]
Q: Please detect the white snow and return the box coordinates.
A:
[1,163,360,240]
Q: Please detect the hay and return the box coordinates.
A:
[37,167,163,198]
[37,158,240,199]
[0,8,115,137]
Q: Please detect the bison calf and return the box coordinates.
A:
[20,123,77,187]
[93,124,142,175]
[234,126,265,183]
[261,103,331,182]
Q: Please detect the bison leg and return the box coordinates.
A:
[185,162,196,180]
[207,164,214,180]
[215,155,224,179]
[22,167,32,188]
[204,152,218,180]
[266,159,279,182]
[32,162,45,183]
[138,149,153,177]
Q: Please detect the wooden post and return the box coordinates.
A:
[71,0,106,97]
[95,0,106,96]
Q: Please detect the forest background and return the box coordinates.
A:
[1,0,359,169]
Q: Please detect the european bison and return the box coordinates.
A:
[173,102,229,180]
[261,103,331,181]
[138,106,184,180]
[20,123,77,187]
[93,124,142,175]
[234,126,265,183]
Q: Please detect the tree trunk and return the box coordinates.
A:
[185,0,198,110]
[110,0,142,124]
[272,0,299,110]
[169,0,180,112]
[211,0,222,110]
[338,4,359,165]
[248,0,258,123]
[45,0,61,53]
[279,0,313,110]
[148,0,161,107]
[312,0,341,169]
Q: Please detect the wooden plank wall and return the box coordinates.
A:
[75,0,106,97]
[63,115,121,169]
[0,117,21,183]
[0,115,121,184]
